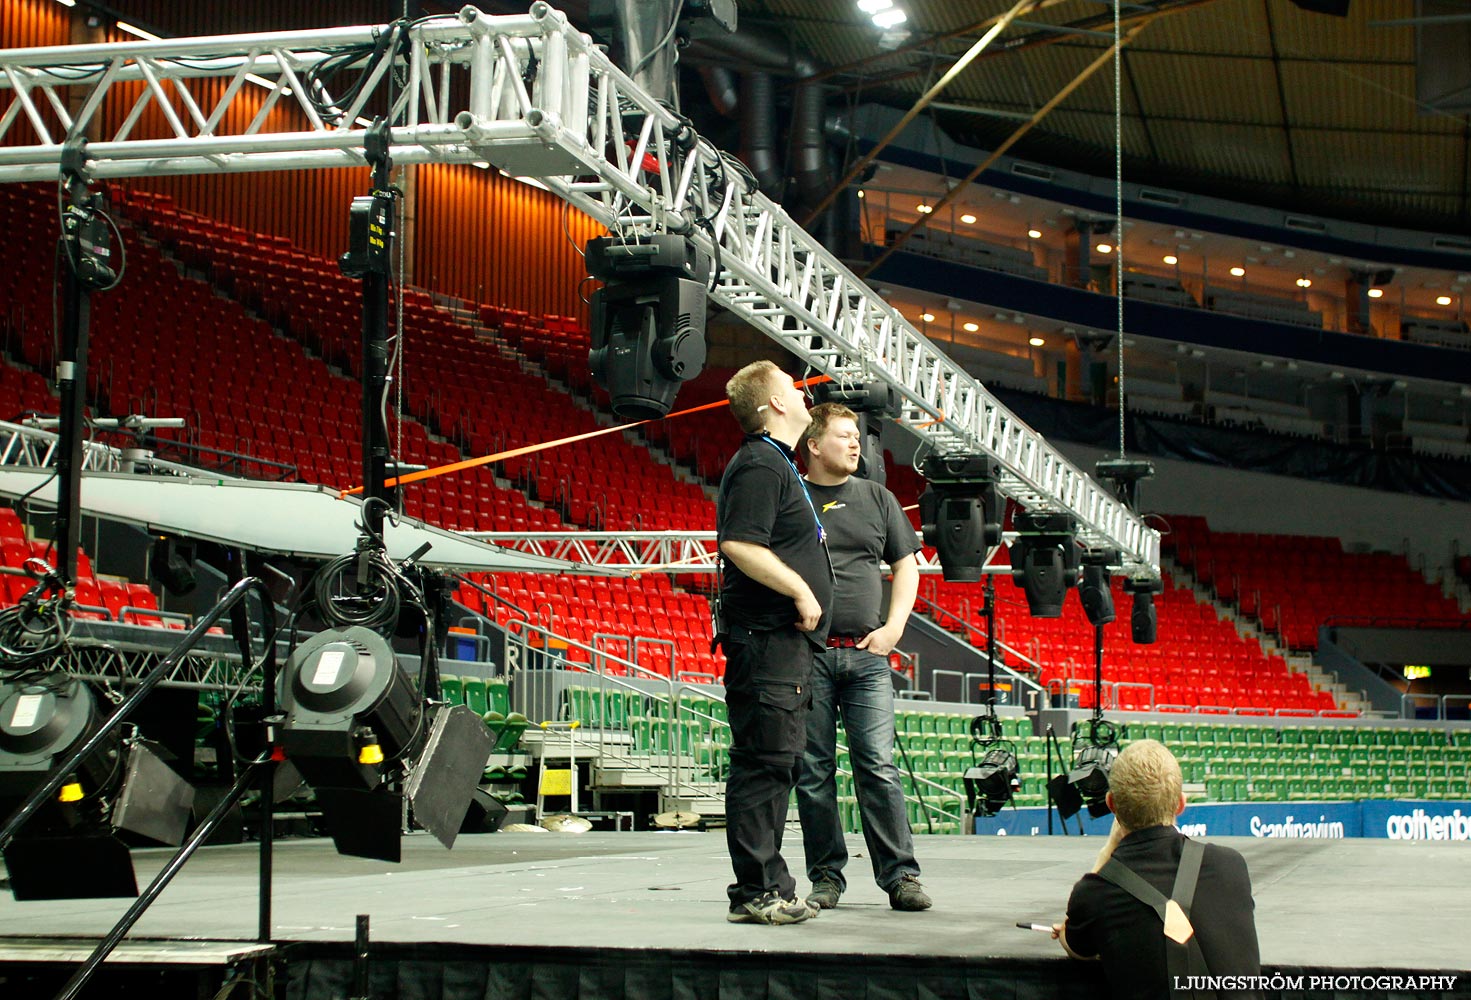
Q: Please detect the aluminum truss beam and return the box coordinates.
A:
[0,419,214,477]
[0,3,1159,578]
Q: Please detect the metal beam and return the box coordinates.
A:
[0,4,1159,578]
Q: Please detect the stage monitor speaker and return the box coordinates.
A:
[460,788,509,834]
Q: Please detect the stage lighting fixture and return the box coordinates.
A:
[1079,554,1117,627]
[918,454,1003,582]
[1008,511,1080,617]
[586,234,710,420]
[279,626,490,862]
[1067,718,1119,819]
[1124,576,1164,644]
[964,743,1019,817]
[0,676,195,900]
[812,380,900,485]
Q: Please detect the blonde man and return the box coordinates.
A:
[1054,740,1261,999]
[797,402,929,912]
[716,360,833,925]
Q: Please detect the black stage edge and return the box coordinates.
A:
[2,833,1469,999]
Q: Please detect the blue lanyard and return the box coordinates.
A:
[759,436,826,545]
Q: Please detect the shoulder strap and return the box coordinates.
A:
[1096,839,1215,997]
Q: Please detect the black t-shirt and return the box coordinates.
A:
[717,434,833,642]
[1065,826,1261,1000]
[804,476,921,637]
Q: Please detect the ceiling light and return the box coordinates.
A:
[1095,243,1112,254]
[1367,288,1383,299]
[1230,266,1245,277]
[857,0,894,11]
[856,190,865,199]
[921,312,936,322]
[55,0,76,6]
[1296,277,1312,288]
[1437,295,1453,306]
[114,20,156,39]
[872,8,907,28]
[1027,228,1042,239]
[1163,255,1177,266]
[916,203,933,214]
[960,213,977,224]
[1029,336,1046,347]
[963,322,979,332]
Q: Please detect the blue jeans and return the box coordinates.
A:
[796,646,919,892]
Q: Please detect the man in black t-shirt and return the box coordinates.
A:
[716,360,833,925]
[796,403,930,913]
[1054,739,1261,999]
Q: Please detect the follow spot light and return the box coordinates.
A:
[918,454,1003,582]
[0,676,194,900]
[1009,511,1080,617]
[587,234,710,419]
[280,626,490,863]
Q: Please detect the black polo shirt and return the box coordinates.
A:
[1065,825,1261,1000]
[717,433,832,644]
[805,476,920,637]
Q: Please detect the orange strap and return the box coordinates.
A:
[339,373,833,496]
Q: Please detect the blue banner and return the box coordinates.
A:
[972,800,1471,839]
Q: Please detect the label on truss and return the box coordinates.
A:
[10,694,43,729]
[312,649,347,687]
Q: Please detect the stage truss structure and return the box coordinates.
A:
[0,2,1159,579]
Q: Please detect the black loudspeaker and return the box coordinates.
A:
[150,537,196,596]
[460,788,509,834]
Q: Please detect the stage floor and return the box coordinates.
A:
[0,831,1466,973]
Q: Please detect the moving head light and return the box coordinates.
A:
[1008,511,1080,617]
[1079,551,1118,627]
[587,234,710,420]
[1123,576,1164,644]
[918,454,1003,582]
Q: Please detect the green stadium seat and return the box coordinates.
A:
[440,674,464,706]
[462,677,488,717]
[486,678,510,718]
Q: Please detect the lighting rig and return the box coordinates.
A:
[811,380,900,486]
[586,233,711,419]
[962,574,1018,818]
[1009,510,1082,617]
[918,454,1003,582]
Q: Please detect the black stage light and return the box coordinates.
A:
[1123,576,1164,644]
[964,742,1019,817]
[918,454,1003,582]
[0,676,194,900]
[149,536,196,596]
[1068,719,1119,819]
[1009,511,1080,617]
[1079,556,1117,627]
[812,381,900,486]
[586,234,710,420]
[280,626,491,862]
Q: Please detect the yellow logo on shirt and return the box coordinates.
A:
[821,501,846,512]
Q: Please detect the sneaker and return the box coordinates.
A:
[887,875,932,911]
[807,878,843,910]
[727,891,817,925]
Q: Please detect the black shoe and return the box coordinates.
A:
[727,891,817,925]
[807,878,843,910]
[887,875,932,911]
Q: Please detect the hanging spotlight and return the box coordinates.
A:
[0,676,194,900]
[1008,511,1080,617]
[963,714,1018,817]
[918,455,1003,582]
[811,380,900,486]
[1079,552,1117,627]
[1067,718,1119,819]
[586,234,710,420]
[279,626,491,862]
[1123,576,1163,645]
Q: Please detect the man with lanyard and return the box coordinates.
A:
[716,360,834,925]
[797,402,931,912]
[1053,739,1261,999]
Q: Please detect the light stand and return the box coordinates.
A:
[963,575,1018,822]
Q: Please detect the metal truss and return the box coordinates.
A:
[0,3,1159,577]
[469,530,980,576]
[0,419,211,476]
[39,625,263,692]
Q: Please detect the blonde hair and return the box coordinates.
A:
[801,401,859,459]
[726,360,780,434]
[1107,739,1182,830]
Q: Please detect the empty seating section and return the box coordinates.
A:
[1401,316,1471,351]
[1202,286,1323,329]
[1169,515,1467,651]
[1121,275,1197,308]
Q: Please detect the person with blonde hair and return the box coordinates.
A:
[716,360,833,925]
[1054,739,1261,999]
